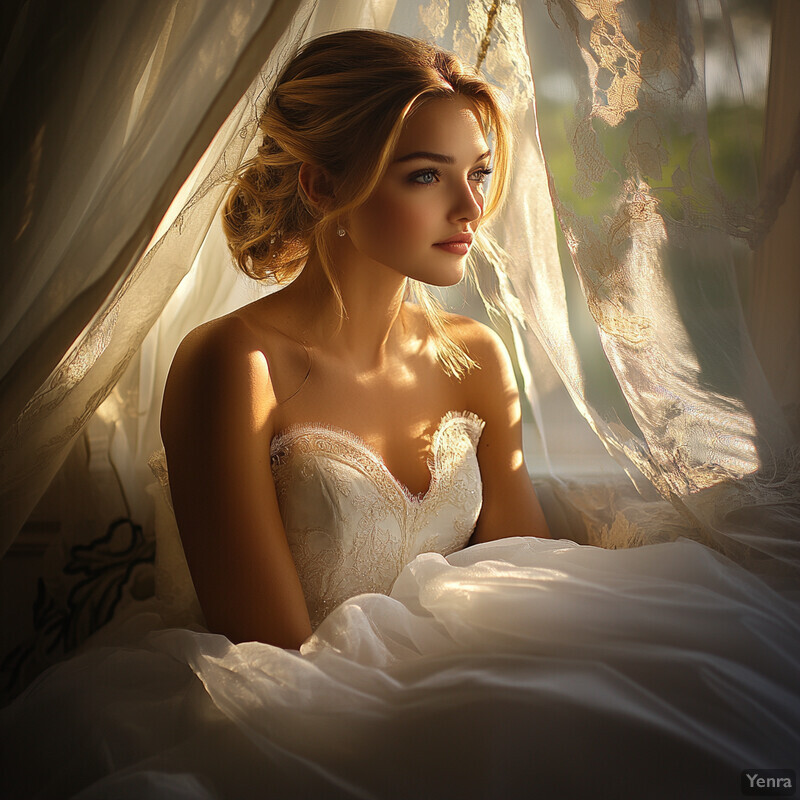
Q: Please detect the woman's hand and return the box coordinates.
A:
[160,317,312,649]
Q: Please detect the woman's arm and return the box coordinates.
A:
[460,320,551,543]
[160,318,312,649]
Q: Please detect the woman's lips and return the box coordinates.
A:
[433,234,473,255]
[433,241,470,255]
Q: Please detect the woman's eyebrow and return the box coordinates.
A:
[393,149,491,164]
[394,151,454,164]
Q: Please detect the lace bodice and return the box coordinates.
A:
[147,411,484,631]
[269,410,485,628]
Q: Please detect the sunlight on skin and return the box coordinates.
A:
[268,95,501,481]
[340,97,490,290]
[161,95,550,649]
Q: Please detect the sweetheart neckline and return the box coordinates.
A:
[269,410,485,505]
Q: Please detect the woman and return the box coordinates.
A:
[160,29,550,649]
[1,29,797,800]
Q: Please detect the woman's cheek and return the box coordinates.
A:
[387,194,437,238]
[350,185,440,256]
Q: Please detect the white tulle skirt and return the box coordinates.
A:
[2,536,799,799]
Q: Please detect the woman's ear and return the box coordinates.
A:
[298,163,336,212]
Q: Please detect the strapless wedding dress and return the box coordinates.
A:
[1,412,799,799]
[270,411,485,629]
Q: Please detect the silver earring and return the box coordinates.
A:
[336,225,346,237]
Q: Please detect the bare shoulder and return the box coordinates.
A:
[445,313,513,378]
[440,313,517,416]
[447,313,507,356]
[161,315,275,445]
[403,305,507,364]
[166,315,272,398]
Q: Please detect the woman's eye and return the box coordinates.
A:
[470,167,493,184]
[409,166,492,186]
[410,169,440,185]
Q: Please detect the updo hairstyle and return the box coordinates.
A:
[223,29,511,375]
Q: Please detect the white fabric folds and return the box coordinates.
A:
[1,536,798,798]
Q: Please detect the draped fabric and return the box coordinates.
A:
[749,0,800,425]
[0,0,306,551]
[1,0,798,675]
[518,0,799,574]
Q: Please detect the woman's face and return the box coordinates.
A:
[344,95,491,287]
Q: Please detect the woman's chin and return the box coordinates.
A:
[413,259,467,288]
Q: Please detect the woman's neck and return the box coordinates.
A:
[283,245,410,372]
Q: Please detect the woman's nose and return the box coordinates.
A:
[450,180,483,224]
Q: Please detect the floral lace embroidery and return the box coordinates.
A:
[270,411,485,629]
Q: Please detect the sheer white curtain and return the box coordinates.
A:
[0,0,304,552]
[2,0,797,581]
[518,0,799,574]
[749,0,800,427]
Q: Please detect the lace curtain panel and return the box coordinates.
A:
[520,0,799,573]
[0,0,305,549]
[1,0,798,582]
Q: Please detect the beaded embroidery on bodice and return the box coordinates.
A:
[269,410,485,629]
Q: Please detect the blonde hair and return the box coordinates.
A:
[223,29,511,376]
